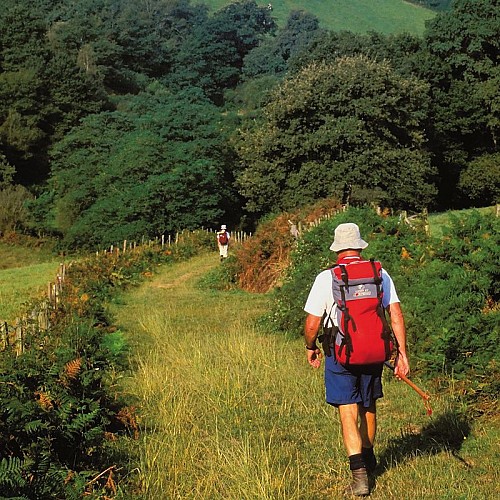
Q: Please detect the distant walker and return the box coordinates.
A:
[216,224,230,261]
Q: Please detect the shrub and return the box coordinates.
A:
[228,198,341,293]
[0,185,33,234]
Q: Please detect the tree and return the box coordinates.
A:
[422,0,500,206]
[167,0,275,103]
[34,85,234,248]
[0,0,108,183]
[458,153,500,206]
[237,56,436,215]
[0,152,15,189]
[243,10,322,79]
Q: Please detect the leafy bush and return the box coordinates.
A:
[403,211,499,383]
[0,185,33,234]
[266,207,423,334]
[0,320,129,498]
[223,198,342,293]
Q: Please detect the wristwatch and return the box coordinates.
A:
[305,344,318,351]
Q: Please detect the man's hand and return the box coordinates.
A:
[307,348,322,369]
[394,351,410,379]
[304,314,322,368]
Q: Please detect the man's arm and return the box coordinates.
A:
[304,313,322,368]
[386,302,410,379]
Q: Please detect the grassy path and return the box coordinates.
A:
[112,253,499,499]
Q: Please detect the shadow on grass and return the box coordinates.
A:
[376,410,472,476]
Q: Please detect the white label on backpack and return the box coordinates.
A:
[353,285,373,298]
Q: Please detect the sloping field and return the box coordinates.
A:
[201,0,435,34]
[0,243,61,322]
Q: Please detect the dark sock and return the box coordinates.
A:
[362,446,377,472]
[348,453,366,471]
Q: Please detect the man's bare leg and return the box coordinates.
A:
[338,403,369,496]
[359,403,377,473]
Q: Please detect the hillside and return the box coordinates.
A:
[201,0,436,34]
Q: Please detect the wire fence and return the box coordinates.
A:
[0,228,252,355]
[1,262,66,355]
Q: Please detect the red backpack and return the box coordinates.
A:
[218,231,228,245]
[330,258,394,366]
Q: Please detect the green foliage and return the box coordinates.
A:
[405,211,499,379]
[267,207,500,395]
[0,316,127,498]
[0,152,15,189]
[0,0,109,184]
[242,10,322,79]
[237,56,436,215]
[422,0,500,206]
[0,184,33,234]
[458,153,500,206]
[166,0,275,102]
[33,86,231,248]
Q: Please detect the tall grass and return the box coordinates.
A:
[201,0,435,34]
[114,254,499,499]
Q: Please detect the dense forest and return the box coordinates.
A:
[0,0,498,248]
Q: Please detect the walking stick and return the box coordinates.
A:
[384,361,432,416]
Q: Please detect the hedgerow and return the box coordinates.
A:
[200,198,342,293]
[0,230,213,498]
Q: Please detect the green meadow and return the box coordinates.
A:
[201,0,435,34]
[0,242,61,322]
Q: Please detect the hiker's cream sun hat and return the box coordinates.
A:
[330,223,368,252]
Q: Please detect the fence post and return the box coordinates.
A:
[1,322,8,351]
[15,321,23,356]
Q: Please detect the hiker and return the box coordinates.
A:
[216,224,230,261]
[303,222,409,497]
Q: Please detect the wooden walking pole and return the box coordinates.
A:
[384,362,432,416]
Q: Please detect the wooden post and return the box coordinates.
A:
[123,240,127,254]
[161,234,165,247]
[15,322,23,356]
[1,322,8,351]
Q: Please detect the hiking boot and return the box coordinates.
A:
[344,467,370,497]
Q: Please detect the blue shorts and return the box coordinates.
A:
[325,356,383,408]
